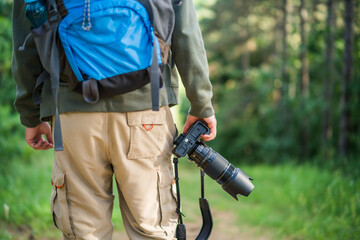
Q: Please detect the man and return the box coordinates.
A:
[12,0,216,239]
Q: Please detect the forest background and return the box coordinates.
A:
[0,0,359,239]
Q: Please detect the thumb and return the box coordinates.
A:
[39,122,53,146]
[45,129,53,145]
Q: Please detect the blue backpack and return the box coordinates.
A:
[57,0,174,106]
[23,0,179,150]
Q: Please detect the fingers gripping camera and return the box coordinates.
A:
[172,121,254,200]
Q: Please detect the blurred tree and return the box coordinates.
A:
[339,0,354,158]
[0,1,14,106]
[196,0,359,163]
[2,0,359,166]
[299,0,309,96]
[281,0,289,99]
[0,0,30,172]
[299,0,309,158]
[322,0,336,157]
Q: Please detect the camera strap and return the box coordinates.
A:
[195,170,213,240]
[173,157,186,240]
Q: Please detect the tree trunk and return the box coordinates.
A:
[339,0,354,158]
[240,1,251,83]
[281,0,288,97]
[300,0,309,97]
[311,0,320,25]
[322,0,336,157]
[299,0,309,158]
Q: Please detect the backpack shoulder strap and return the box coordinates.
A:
[47,0,61,23]
[46,0,64,151]
[150,36,160,111]
[137,0,154,23]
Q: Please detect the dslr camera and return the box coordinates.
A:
[172,121,254,200]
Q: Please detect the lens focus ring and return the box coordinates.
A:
[216,164,235,186]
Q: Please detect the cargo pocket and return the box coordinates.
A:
[127,108,168,159]
[50,162,75,238]
[157,163,178,235]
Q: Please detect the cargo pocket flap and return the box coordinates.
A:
[127,109,168,159]
[127,111,165,126]
[51,171,65,189]
[50,161,74,237]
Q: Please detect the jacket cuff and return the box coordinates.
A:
[189,100,215,118]
[20,115,43,128]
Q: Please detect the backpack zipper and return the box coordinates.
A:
[82,0,92,31]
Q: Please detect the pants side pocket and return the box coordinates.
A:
[51,163,75,238]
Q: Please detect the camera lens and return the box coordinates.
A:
[222,168,254,198]
[189,143,254,200]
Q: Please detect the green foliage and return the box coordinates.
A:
[0,12,15,107]
[0,229,12,240]
[0,105,32,172]
[179,161,360,239]
[0,3,30,173]
[0,6,37,237]
[0,152,58,237]
[244,164,360,239]
[198,0,360,162]
[0,0,12,18]
[0,0,359,239]
[2,154,359,239]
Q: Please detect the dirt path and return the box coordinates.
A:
[184,210,273,240]
[5,211,274,240]
[107,211,276,240]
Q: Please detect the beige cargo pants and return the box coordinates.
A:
[50,107,178,239]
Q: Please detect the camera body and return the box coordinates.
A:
[173,121,254,200]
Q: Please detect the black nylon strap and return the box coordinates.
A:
[201,170,205,198]
[173,158,183,223]
[45,0,63,151]
[137,0,160,111]
[173,158,187,239]
[47,0,61,23]
[150,39,160,111]
[196,170,213,240]
[82,79,100,103]
[33,71,50,105]
[50,27,63,151]
[195,198,213,240]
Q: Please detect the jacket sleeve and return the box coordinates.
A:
[12,0,43,127]
[171,0,215,118]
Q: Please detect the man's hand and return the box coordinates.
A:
[183,114,217,141]
[25,122,53,150]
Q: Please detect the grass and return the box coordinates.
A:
[175,160,360,239]
[0,150,60,239]
[0,150,359,240]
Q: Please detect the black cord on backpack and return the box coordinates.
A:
[173,157,186,240]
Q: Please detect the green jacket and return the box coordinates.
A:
[12,0,214,128]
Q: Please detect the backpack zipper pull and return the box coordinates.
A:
[82,0,91,31]
[18,32,33,51]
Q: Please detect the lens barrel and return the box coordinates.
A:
[189,143,254,200]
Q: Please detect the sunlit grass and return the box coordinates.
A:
[0,150,60,239]
[1,151,359,240]
[177,161,360,239]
